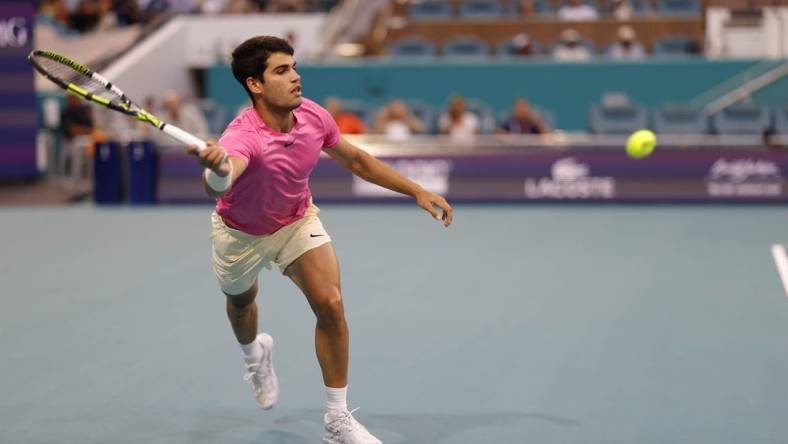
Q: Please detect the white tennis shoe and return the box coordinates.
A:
[323,408,382,444]
[242,332,279,410]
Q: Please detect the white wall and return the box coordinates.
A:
[102,14,327,101]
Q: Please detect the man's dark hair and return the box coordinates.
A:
[231,36,294,101]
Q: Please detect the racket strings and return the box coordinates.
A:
[37,56,127,106]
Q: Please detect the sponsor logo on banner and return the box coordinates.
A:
[353,159,453,197]
[0,17,28,48]
[706,158,784,197]
[524,157,616,199]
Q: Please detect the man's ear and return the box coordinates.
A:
[246,77,263,96]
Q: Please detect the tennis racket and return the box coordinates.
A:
[28,49,210,152]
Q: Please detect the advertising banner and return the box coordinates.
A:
[0,1,37,179]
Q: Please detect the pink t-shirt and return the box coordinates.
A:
[216,98,340,235]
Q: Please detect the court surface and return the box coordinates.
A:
[2,204,787,444]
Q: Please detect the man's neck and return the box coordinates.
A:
[255,101,294,133]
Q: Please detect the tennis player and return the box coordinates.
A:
[187,36,452,444]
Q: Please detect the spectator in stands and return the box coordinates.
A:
[225,0,258,13]
[153,90,210,145]
[553,28,593,61]
[516,0,537,15]
[497,98,549,134]
[510,33,538,56]
[607,25,646,60]
[38,0,70,26]
[607,0,635,20]
[439,95,480,141]
[60,94,96,198]
[373,100,425,141]
[113,0,143,25]
[69,0,105,33]
[325,97,366,134]
[265,0,306,12]
[558,0,600,21]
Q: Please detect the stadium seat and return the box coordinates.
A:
[712,103,770,135]
[388,38,438,58]
[442,37,492,58]
[657,0,701,16]
[652,104,709,134]
[459,0,504,19]
[652,36,698,57]
[496,38,543,57]
[409,0,453,21]
[773,106,788,134]
[589,96,649,134]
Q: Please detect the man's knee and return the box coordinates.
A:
[313,286,345,326]
[225,280,258,313]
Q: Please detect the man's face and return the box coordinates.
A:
[255,52,302,110]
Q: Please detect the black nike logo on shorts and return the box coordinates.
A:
[310,234,324,238]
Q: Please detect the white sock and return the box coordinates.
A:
[240,337,263,366]
[325,385,348,413]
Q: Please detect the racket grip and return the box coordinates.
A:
[162,123,207,150]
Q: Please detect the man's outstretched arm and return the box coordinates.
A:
[325,137,453,227]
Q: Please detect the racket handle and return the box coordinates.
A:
[162,123,207,150]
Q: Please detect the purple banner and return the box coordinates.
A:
[157,148,788,203]
[0,2,37,178]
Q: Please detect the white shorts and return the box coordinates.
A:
[211,203,331,295]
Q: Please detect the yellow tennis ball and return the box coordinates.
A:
[626,129,657,159]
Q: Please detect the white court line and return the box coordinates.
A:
[771,244,788,297]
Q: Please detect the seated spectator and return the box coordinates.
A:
[553,29,593,61]
[608,0,635,20]
[152,90,210,146]
[558,0,599,21]
[225,0,258,13]
[264,0,306,12]
[607,25,647,60]
[439,95,480,141]
[38,0,70,25]
[510,33,538,56]
[497,98,549,134]
[517,0,537,15]
[374,100,425,141]
[325,97,366,134]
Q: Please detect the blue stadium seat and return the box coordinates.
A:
[712,103,770,135]
[652,36,698,57]
[773,106,788,134]
[657,0,700,16]
[496,37,543,57]
[652,104,708,134]
[589,101,649,134]
[558,0,600,10]
[459,0,504,19]
[409,0,453,21]
[388,38,438,58]
[442,37,491,58]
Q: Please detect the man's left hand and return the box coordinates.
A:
[415,190,453,227]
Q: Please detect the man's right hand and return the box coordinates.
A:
[187,140,231,177]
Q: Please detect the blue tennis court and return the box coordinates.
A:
[2,203,787,443]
